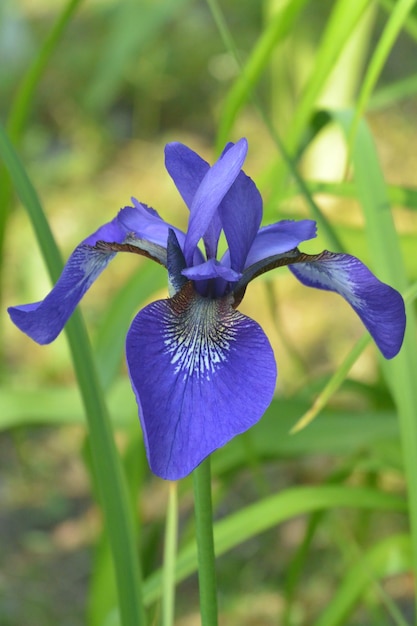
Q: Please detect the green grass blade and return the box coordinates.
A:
[207,0,344,251]
[379,0,417,41]
[86,0,190,112]
[291,281,417,433]
[301,179,417,209]
[7,0,83,141]
[369,72,417,110]
[291,334,371,433]
[0,386,401,469]
[0,0,83,301]
[143,485,406,606]
[162,482,179,626]
[212,0,310,151]
[285,0,370,152]
[0,124,146,626]
[315,534,412,626]
[0,378,138,431]
[336,110,417,617]
[347,0,416,155]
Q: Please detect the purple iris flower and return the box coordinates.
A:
[8,138,406,480]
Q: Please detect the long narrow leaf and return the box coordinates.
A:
[0,0,83,293]
[142,485,406,606]
[347,0,416,155]
[315,534,412,626]
[336,110,417,617]
[207,0,344,251]
[0,124,146,626]
[213,0,310,151]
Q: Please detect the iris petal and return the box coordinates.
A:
[219,168,263,272]
[184,138,248,264]
[182,258,242,283]
[164,143,210,209]
[8,216,131,344]
[125,284,277,479]
[289,252,406,359]
[120,199,186,250]
[243,219,317,268]
[164,143,222,259]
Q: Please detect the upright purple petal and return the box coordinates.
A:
[164,143,210,209]
[184,138,248,265]
[125,285,277,479]
[218,167,263,272]
[289,252,406,359]
[164,143,222,259]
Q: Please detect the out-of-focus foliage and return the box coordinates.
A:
[1,1,417,625]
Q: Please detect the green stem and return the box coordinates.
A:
[162,482,178,626]
[192,458,218,626]
[0,124,146,626]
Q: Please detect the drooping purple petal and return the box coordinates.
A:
[242,219,317,268]
[125,284,277,479]
[184,138,248,265]
[9,214,131,344]
[289,251,406,359]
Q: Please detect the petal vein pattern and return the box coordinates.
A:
[163,289,238,381]
[126,284,277,479]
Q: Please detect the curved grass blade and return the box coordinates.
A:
[0,124,146,626]
[284,0,370,152]
[291,280,417,433]
[336,109,417,617]
[0,0,83,299]
[207,0,343,251]
[369,73,417,110]
[142,485,406,606]
[7,0,84,141]
[86,0,191,112]
[315,534,412,626]
[281,461,362,626]
[212,0,310,151]
[300,179,417,209]
[0,378,138,432]
[291,334,371,433]
[346,0,416,158]
[379,0,417,41]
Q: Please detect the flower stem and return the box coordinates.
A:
[162,481,178,626]
[192,458,218,626]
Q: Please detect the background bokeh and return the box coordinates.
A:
[1,1,417,625]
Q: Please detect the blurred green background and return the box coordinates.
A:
[1,0,417,625]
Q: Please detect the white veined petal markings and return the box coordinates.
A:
[162,287,240,381]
